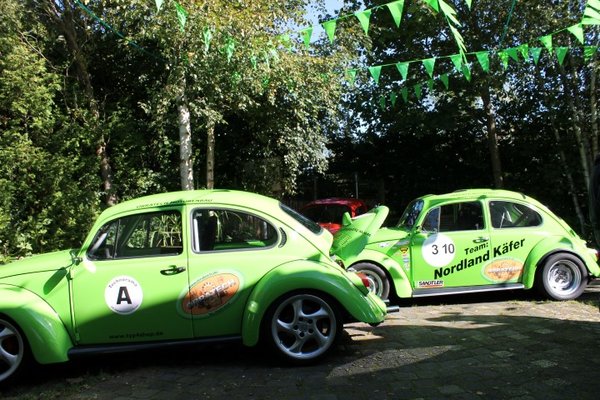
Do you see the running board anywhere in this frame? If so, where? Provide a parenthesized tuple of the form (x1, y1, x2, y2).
(412, 283, 525, 298)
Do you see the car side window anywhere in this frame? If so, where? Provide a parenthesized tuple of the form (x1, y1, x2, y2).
(490, 201, 543, 228)
(423, 201, 484, 232)
(191, 209, 277, 252)
(88, 210, 183, 260)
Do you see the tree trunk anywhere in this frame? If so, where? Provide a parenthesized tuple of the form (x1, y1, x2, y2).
(177, 91, 194, 191)
(590, 57, 599, 163)
(206, 119, 216, 189)
(480, 82, 504, 188)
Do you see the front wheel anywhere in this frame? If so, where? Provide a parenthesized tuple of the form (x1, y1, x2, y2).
(0, 317, 28, 385)
(265, 293, 341, 364)
(352, 262, 390, 300)
(538, 253, 588, 300)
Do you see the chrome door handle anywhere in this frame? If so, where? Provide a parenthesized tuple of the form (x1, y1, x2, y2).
(160, 266, 186, 275)
(473, 237, 489, 243)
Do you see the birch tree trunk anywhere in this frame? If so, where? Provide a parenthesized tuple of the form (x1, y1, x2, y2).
(206, 119, 216, 189)
(480, 82, 504, 188)
(177, 86, 194, 191)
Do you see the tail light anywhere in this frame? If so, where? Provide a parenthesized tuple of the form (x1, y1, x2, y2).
(355, 272, 371, 289)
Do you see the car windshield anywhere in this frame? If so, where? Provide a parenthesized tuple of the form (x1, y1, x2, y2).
(397, 199, 424, 230)
(302, 204, 352, 225)
(280, 203, 323, 234)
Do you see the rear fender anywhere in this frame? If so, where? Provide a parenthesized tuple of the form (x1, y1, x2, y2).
(351, 248, 413, 298)
(241, 260, 386, 347)
(0, 285, 73, 364)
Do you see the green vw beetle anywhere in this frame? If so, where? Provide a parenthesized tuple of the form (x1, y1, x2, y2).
(0, 190, 388, 384)
(340, 189, 600, 302)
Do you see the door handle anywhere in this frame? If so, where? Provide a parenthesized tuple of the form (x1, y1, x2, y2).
(473, 237, 489, 243)
(160, 266, 186, 275)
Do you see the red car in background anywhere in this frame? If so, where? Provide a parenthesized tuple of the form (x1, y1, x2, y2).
(301, 198, 369, 234)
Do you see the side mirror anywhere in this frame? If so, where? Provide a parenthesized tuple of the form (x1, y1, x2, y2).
(341, 212, 352, 227)
(69, 249, 82, 265)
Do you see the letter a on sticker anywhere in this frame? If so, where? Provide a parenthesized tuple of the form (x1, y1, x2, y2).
(117, 286, 132, 304)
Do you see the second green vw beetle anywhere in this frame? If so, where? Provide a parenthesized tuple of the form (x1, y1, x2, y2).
(0, 190, 389, 385)
(339, 189, 600, 301)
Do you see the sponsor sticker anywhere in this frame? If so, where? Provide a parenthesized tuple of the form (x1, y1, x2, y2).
(180, 272, 241, 316)
(105, 276, 143, 315)
(483, 259, 524, 282)
(417, 280, 444, 288)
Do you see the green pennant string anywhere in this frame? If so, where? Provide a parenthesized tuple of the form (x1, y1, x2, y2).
(440, 74, 449, 89)
(203, 28, 212, 54)
(584, 1, 600, 24)
(567, 24, 584, 44)
(506, 47, 519, 62)
(355, 10, 372, 35)
(422, 57, 436, 78)
(427, 79, 434, 91)
(174, 1, 188, 32)
(250, 54, 258, 69)
(224, 38, 236, 63)
(322, 20, 337, 44)
(585, 46, 598, 61)
(155, 0, 163, 12)
(379, 95, 386, 110)
(498, 51, 510, 69)
(475, 51, 489, 72)
(414, 84, 423, 100)
(279, 34, 292, 51)
(386, 0, 405, 28)
(425, 0, 440, 12)
(539, 34, 553, 53)
(556, 47, 568, 65)
(369, 66, 383, 84)
(390, 92, 398, 107)
(401, 87, 409, 103)
(450, 54, 462, 72)
(300, 27, 313, 50)
(346, 68, 358, 85)
(530, 47, 542, 65)
(518, 44, 529, 60)
(462, 64, 471, 81)
(465, 0, 472, 9)
(396, 62, 409, 80)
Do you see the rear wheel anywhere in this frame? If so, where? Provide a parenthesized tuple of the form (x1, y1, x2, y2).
(0, 317, 28, 385)
(538, 253, 588, 300)
(265, 293, 341, 364)
(352, 262, 390, 300)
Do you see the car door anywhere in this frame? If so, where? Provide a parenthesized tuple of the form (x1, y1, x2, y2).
(410, 200, 492, 289)
(184, 207, 292, 338)
(72, 208, 193, 344)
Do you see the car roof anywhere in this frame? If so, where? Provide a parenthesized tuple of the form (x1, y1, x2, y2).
(420, 189, 542, 208)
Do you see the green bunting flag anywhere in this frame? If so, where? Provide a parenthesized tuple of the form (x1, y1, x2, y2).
(567, 24, 584, 44)
(498, 51, 509, 69)
(203, 28, 212, 53)
(556, 47, 568, 65)
(155, 0, 163, 12)
(279, 34, 292, 51)
(506, 47, 519, 62)
(322, 20, 337, 43)
(346, 68, 358, 85)
(475, 51, 490, 72)
(174, 2, 188, 32)
(390, 92, 398, 107)
(369, 66, 383, 84)
(300, 27, 313, 49)
(426, 0, 440, 12)
(530, 47, 542, 65)
(440, 74, 449, 89)
(465, 0, 472, 9)
(355, 10, 372, 35)
(583, 0, 600, 25)
(422, 57, 436, 78)
(414, 84, 423, 99)
(379, 95, 386, 110)
(386, 0, 405, 28)
(428, 79, 434, 91)
(585, 45, 598, 61)
(250, 54, 258, 69)
(396, 62, 409, 80)
(401, 87, 409, 103)
(539, 34, 553, 53)
(450, 54, 462, 72)
(518, 44, 530, 60)
(462, 64, 471, 81)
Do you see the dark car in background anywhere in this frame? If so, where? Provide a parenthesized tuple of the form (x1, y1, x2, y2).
(301, 198, 369, 234)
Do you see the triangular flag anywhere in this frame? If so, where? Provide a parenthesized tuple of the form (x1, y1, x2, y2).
(414, 84, 422, 99)
(203, 28, 212, 54)
(386, 0, 405, 28)
(556, 47, 568, 65)
(390, 92, 398, 107)
(584, 2, 600, 24)
(462, 64, 471, 81)
(506, 47, 520, 62)
(425, 0, 440, 12)
(355, 10, 372, 35)
(396, 62, 409, 80)
(345, 69, 358, 85)
(422, 58, 436, 78)
(475, 51, 489, 72)
(465, 0, 472, 9)
(369, 66, 383, 84)
(498, 51, 510, 69)
(530, 47, 542, 65)
(427, 79, 434, 91)
(300, 27, 313, 50)
(155, 0, 163, 12)
(224, 38, 235, 63)
(567, 24, 584, 44)
(539, 34, 553, 53)
(401, 87, 409, 103)
(379, 95, 386, 110)
(450, 54, 462, 72)
(518, 44, 529, 60)
(322, 20, 337, 43)
(440, 74, 449, 89)
(585, 46, 598, 61)
(174, 2, 188, 32)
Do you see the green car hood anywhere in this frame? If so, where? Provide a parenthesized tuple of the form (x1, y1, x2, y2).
(331, 206, 389, 260)
(0, 250, 74, 280)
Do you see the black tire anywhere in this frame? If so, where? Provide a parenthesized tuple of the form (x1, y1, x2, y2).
(352, 262, 390, 300)
(0, 317, 29, 385)
(537, 253, 588, 300)
(263, 292, 341, 365)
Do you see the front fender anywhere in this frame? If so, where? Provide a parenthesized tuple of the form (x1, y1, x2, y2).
(0, 284, 73, 364)
(241, 260, 386, 347)
(351, 248, 413, 298)
(522, 236, 600, 288)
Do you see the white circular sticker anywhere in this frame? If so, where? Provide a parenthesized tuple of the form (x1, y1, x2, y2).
(105, 276, 143, 315)
(422, 233, 456, 267)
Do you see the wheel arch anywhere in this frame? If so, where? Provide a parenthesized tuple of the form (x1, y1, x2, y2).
(350, 249, 413, 299)
(0, 285, 73, 365)
(240, 261, 386, 347)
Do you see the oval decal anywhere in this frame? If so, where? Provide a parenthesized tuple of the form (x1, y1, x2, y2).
(181, 273, 240, 316)
(483, 259, 524, 282)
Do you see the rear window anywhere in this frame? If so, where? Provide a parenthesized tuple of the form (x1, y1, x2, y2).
(280, 204, 323, 234)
